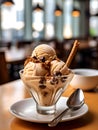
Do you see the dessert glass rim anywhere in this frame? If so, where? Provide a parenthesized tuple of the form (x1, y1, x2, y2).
(19, 69, 74, 78)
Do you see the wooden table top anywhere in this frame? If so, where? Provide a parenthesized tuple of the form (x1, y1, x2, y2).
(0, 79, 98, 130)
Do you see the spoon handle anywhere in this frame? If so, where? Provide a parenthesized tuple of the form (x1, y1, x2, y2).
(48, 108, 70, 127)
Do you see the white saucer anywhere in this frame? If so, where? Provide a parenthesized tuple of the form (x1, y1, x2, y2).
(9, 97, 88, 123)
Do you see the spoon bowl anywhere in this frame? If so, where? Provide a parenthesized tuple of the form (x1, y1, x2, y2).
(67, 88, 84, 110)
(48, 88, 84, 127)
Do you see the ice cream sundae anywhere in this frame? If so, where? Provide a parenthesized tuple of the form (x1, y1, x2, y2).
(20, 41, 79, 114)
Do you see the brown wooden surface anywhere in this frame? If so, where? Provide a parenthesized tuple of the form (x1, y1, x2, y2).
(0, 51, 9, 84)
(0, 79, 98, 130)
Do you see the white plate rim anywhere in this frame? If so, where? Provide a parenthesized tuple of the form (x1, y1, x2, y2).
(9, 97, 88, 123)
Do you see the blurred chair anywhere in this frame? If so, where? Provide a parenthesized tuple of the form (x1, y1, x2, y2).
(7, 41, 12, 50)
(78, 43, 98, 69)
(0, 50, 9, 85)
(16, 40, 32, 49)
(89, 44, 98, 69)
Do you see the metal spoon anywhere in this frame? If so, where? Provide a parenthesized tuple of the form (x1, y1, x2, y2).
(48, 88, 84, 127)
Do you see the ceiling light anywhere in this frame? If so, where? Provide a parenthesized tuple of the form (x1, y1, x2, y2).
(54, 4, 63, 16)
(71, 7, 81, 17)
(0, 0, 14, 6)
(33, 3, 44, 12)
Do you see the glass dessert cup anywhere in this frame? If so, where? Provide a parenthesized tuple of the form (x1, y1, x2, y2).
(19, 70, 74, 115)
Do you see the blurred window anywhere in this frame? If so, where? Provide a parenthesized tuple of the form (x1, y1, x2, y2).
(32, 0, 44, 40)
(1, 0, 24, 42)
(1, 0, 98, 42)
(63, 0, 73, 39)
(89, 16, 98, 37)
(90, 0, 98, 15)
(89, 0, 98, 37)
(44, 0, 55, 39)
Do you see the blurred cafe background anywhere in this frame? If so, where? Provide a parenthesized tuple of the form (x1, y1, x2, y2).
(0, 0, 98, 84)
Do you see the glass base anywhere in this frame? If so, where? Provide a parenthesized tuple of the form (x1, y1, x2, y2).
(36, 104, 56, 115)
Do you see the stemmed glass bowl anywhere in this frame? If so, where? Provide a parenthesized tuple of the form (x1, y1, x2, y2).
(19, 69, 74, 115)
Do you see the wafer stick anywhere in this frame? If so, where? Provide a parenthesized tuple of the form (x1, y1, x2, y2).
(65, 40, 80, 67)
